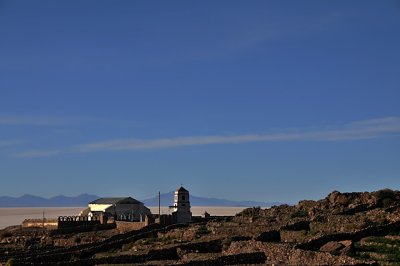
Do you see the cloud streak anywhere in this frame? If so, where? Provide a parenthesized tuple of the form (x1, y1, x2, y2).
(73, 116, 400, 152)
(0, 115, 142, 128)
(0, 140, 23, 148)
(0, 115, 84, 126)
(14, 150, 62, 158)
(13, 116, 400, 158)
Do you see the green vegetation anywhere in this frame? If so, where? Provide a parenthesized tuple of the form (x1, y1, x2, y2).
(307, 228, 319, 236)
(382, 198, 394, 208)
(196, 225, 210, 236)
(69, 254, 82, 262)
(375, 189, 396, 200)
(374, 189, 396, 208)
(290, 210, 308, 218)
(157, 235, 184, 245)
(352, 252, 371, 260)
(352, 237, 400, 262)
(222, 238, 232, 251)
(6, 258, 15, 266)
(138, 238, 156, 245)
(121, 242, 134, 252)
(365, 237, 400, 246)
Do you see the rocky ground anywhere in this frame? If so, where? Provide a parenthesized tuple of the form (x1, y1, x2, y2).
(1, 188, 400, 265)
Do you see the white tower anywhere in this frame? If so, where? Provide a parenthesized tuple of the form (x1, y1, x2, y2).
(172, 186, 192, 223)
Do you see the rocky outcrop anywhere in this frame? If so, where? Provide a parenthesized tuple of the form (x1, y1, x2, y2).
(319, 241, 345, 253)
(224, 240, 364, 265)
(296, 220, 400, 251)
(325, 189, 400, 211)
(294, 189, 400, 217)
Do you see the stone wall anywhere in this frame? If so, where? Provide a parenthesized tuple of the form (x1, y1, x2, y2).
(8, 238, 262, 266)
(3, 223, 186, 264)
(51, 223, 116, 235)
(155, 214, 174, 225)
(115, 215, 155, 233)
(297, 220, 400, 251)
(181, 252, 267, 266)
(57, 216, 100, 229)
(22, 219, 58, 229)
(115, 221, 147, 233)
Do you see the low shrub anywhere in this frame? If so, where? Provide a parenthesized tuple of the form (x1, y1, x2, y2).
(353, 237, 400, 262)
(375, 189, 397, 208)
(291, 210, 308, 218)
(0, 231, 13, 238)
(6, 258, 15, 266)
(196, 225, 210, 236)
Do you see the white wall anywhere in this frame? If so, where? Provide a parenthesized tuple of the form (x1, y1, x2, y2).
(89, 202, 151, 221)
(88, 204, 112, 212)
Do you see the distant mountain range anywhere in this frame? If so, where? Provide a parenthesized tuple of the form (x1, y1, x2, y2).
(141, 191, 282, 207)
(0, 194, 99, 207)
(0, 192, 283, 207)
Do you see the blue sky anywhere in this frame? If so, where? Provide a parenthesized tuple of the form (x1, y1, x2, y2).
(0, 1, 399, 203)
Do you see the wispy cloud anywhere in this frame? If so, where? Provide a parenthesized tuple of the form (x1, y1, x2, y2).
(73, 116, 400, 152)
(0, 115, 142, 128)
(13, 116, 400, 158)
(14, 150, 62, 158)
(0, 140, 23, 148)
(0, 115, 83, 126)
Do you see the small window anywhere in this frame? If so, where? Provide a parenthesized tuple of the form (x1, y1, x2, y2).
(182, 203, 186, 206)
(182, 196, 185, 201)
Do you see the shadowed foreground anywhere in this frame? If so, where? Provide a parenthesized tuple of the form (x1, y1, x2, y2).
(1, 189, 400, 265)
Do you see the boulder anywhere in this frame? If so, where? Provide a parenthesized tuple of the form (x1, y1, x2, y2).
(340, 244, 354, 255)
(327, 191, 341, 204)
(338, 240, 352, 247)
(339, 240, 354, 255)
(319, 241, 344, 253)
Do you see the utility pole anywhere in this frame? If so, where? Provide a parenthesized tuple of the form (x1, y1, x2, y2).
(42, 210, 45, 228)
(158, 191, 161, 218)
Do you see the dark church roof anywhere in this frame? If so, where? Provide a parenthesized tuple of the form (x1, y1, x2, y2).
(89, 197, 140, 205)
(177, 186, 188, 192)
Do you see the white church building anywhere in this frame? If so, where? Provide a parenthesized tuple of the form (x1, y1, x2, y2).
(83, 197, 151, 222)
(171, 186, 192, 223)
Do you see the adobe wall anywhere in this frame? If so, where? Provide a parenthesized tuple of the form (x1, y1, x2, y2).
(57, 216, 101, 229)
(116, 215, 155, 233)
(22, 219, 58, 229)
(51, 223, 116, 235)
(115, 221, 147, 233)
(155, 214, 174, 225)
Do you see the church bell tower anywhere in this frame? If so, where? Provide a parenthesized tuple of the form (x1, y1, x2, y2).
(171, 186, 192, 223)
